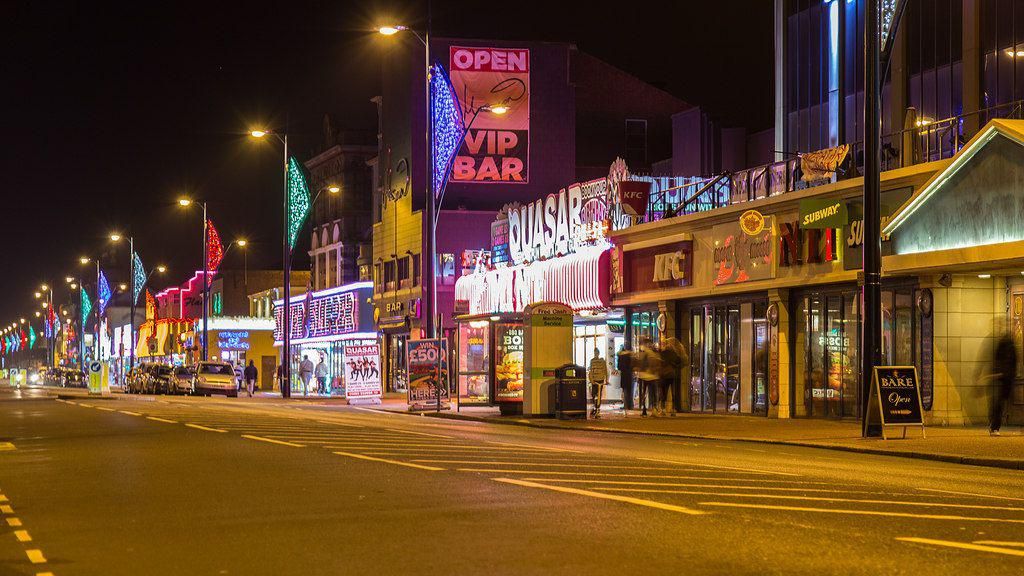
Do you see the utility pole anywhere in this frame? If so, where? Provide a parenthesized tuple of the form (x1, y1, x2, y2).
(862, 0, 883, 438)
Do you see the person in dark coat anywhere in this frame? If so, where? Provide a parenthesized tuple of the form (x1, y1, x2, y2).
(991, 332, 1017, 436)
(244, 360, 258, 397)
(616, 347, 634, 410)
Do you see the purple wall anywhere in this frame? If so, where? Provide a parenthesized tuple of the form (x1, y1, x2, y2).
(434, 209, 495, 327)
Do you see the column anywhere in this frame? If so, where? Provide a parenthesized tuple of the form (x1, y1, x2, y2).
(768, 288, 792, 419)
(774, 0, 788, 161)
(963, 0, 982, 137)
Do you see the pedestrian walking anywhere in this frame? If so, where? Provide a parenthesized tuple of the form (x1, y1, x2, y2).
(243, 360, 258, 398)
(315, 357, 329, 394)
(616, 346, 634, 411)
(660, 337, 688, 415)
(635, 336, 662, 417)
(588, 347, 608, 418)
(276, 363, 285, 395)
(990, 331, 1017, 436)
(299, 355, 314, 397)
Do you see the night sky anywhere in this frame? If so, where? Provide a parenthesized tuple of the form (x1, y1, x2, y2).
(2, 0, 772, 322)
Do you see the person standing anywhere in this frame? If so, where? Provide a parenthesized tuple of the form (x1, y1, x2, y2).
(276, 363, 285, 396)
(243, 360, 258, 397)
(299, 355, 314, 397)
(315, 357, 329, 395)
(991, 331, 1017, 436)
(588, 347, 608, 418)
(616, 347, 634, 411)
(660, 337, 687, 416)
(635, 336, 662, 417)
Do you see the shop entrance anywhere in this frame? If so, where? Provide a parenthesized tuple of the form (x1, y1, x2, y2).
(688, 300, 768, 415)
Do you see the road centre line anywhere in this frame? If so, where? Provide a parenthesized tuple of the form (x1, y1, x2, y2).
(973, 540, 1024, 547)
(77, 403, 93, 408)
(638, 457, 799, 477)
(332, 451, 445, 471)
(700, 502, 1024, 524)
(25, 549, 46, 564)
(14, 529, 31, 542)
(185, 423, 228, 433)
(318, 444, 557, 451)
(240, 435, 305, 448)
(399, 462, 826, 477)
(0, 505, 12, 514)
(918, 488, 1024, 502)
(6, 517, 22, 526)
(95, 407, 116, 412)
(897, 537, 1024, 557)
(452, 469, 906, 484)
(0, 442, 15, 451)
(522, 480, 863, 490)
(118, 410, 143, 416)
(493, 478, 705, 515)
(146, 417, 178, 424)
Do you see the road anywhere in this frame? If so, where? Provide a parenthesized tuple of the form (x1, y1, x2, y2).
(0, 387, 1022, 575)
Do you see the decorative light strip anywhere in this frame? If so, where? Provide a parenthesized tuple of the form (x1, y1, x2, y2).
(274, 331, 379, 347)
(98, 270, 112, 317)
(81, 286, 93, 327)
(430, 62, 465, 199)
(199, 316, 276, 331)
(273, 284, 373, 342)
(132, 251, 146, 305)
(206, 219, 225, 272)
(286, 156, 311, 250)
(455, 245, 611, 314)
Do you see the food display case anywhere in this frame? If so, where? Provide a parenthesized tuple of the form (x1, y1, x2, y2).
(454, 313, 524, 414)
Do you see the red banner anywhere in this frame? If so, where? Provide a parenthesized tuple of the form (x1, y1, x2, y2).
(618, 180, 651, 216)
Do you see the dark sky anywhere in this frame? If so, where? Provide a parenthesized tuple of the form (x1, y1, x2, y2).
(2, 0, 772, 322)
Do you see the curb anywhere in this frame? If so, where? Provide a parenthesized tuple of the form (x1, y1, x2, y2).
(373, 408, 1024, 471)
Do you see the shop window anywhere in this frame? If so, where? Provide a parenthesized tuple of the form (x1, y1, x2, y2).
(359, 264, 370, 282)
(625, 119, 648, 165)
(383, 260, 396, 292)
(412, 253, 421, 287)
(398, 256, 411, 289)
(438, 253, 456, 286)
(374, 263, 382, 293)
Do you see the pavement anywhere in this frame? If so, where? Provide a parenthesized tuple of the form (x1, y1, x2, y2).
(0, 386, 1022, 575)
(375, 402, 1024, 471)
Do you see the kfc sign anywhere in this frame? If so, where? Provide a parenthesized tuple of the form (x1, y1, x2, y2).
(618, 181, 651, 216)
(450, 47, 530, 184)
(617, 241, 693, 293)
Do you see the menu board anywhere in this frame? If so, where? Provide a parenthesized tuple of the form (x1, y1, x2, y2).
(494, 323, 524, 403)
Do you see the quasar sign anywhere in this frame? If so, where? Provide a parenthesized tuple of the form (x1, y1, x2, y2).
(449, 46, 530, 183)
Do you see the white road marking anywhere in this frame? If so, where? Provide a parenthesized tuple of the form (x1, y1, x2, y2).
(493, 478, 705, 515)
(638, 457, 799, 476)
(332, 451, 445, 471)
(701, 502, 1024, 524)
(241, 435, 305, 448)
(973, 540, 1024, 548)
(918, 488, 1024, 502)
(898, 537, 1024, 557)
(184, 423, 227, 433)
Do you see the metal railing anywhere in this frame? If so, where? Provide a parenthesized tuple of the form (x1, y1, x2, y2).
(615, 100, 1024, 229)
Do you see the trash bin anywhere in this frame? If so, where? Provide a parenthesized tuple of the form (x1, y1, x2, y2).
(554, 364, 587, 420)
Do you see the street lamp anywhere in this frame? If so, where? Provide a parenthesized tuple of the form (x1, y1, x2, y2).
(248, 127, 293, 398)
(178, 196, 210, 362)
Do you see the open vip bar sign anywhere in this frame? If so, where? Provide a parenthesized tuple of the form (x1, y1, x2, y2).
(449, 46, 530, 183)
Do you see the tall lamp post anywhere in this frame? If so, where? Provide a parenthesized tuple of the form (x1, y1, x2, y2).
(248, 129, 293, 398)
(177, 198, 210, 361)
(34, 284, 53, 367)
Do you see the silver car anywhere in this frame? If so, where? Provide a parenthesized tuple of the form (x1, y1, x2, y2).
(191, 362, 238, 397)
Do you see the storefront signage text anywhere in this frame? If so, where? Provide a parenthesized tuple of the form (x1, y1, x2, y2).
(217, 331, 250, 351)
(740, 210, 765, 236)
(274, 283, 375, 343)
(798, 198, 848, 229)
(779, 222, 837, 266)
(870, 366, 925, 428)
(711, 220, 775, 285)
(506, 179, 608, 265)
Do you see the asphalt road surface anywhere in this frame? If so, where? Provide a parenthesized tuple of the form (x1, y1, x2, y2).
(1, 387, 1022, 576)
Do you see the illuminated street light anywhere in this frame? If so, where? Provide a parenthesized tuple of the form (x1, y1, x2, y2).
(328, 185, 340, 194)
(19, 318, 25, 323)
(40, 302, 48, 309)
(34, 311, 41, 318)
(489, 104, 509, 115)
(70, 283, 78, 289)
(378, 25, 407, 35)
(157, 265, 167, 273)
(79, 256, 90, 265)
(118, 283, 127, 292)
(178, 198, 193, 207)
(34, 292, 41, 299)
(110, 233, 122, 242)
(249, 130, 266, 138)
(236, 239, 247, 247)
(65, 276, 74, 283)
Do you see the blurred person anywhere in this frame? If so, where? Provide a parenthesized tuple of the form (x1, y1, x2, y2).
(616, 346, 634, 410)
(299, 355, 314, 396)
(990, 330, 1017, 436)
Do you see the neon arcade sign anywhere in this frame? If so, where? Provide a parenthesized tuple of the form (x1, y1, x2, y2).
(273, 282, 375, 345)
(217, 331, 251, 351)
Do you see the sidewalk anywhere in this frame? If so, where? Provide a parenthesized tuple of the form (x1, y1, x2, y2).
(376, 403, 1024, 471)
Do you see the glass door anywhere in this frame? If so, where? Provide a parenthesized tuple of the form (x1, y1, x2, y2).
(752, 301, 769, 415)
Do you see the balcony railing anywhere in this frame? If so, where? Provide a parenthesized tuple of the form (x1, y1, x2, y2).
(613, 100, 1024, 229)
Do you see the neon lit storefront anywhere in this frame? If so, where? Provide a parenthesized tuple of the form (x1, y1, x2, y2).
(453, 178, 625, 411)
(274, 282, 377, 396)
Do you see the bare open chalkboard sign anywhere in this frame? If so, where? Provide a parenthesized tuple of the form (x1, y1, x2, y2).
(868, 366, 926, 439)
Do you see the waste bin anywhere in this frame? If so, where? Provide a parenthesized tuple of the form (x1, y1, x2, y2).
(554, 363, 587, 420)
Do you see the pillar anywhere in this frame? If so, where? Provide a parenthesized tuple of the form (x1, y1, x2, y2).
(963, 0, 982, 137)
(768, 288, 792, 419)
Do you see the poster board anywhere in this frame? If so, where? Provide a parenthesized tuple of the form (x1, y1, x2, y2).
(344, 344, 382, 405)
(867, 366, 925, 439)
(407, 338, 450, 411)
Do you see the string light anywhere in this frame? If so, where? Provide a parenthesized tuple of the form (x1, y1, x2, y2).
(206, 219, 224, 272)
(430, 63, 465, 199)
(286, 156, 311, 250)
(98, 270, 112, 316)
(81, 286, 92, 327)
(132, 252, 146, 305)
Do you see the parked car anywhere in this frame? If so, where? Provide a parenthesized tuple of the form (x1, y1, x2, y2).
(170, 366, 194, 395)
(146, 364, 174, 395)
(125, 365, 147, 394)
(192, 361, 237, 397)
(43, 367, 63, 386)
(62, 368, 86, 388)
